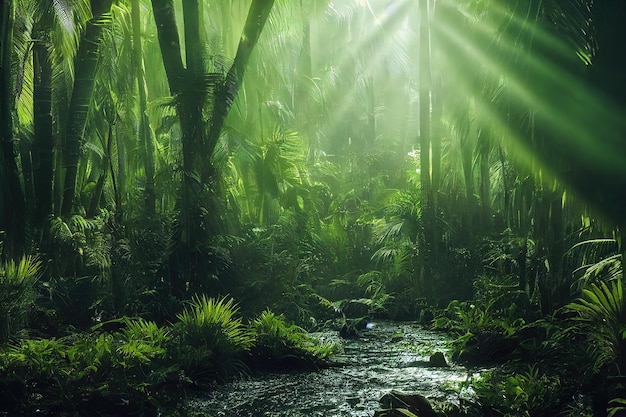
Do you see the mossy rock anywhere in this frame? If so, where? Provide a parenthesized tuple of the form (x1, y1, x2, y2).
(419, 309, 434, 325)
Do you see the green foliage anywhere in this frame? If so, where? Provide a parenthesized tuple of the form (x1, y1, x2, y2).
(472, 366, 561, 417)
(251, 309, 340, 367)
(0, 255, 41, 341)
(434, 299, 524, 363)
(608, 396, 626, 417)
(0, 308, 342, 415)
(172, 295, 254, 380)
(562, 280, 626, 374)
(108, 214, 175, 318)
(116, 318, 170, 367)
(565, 238, 621, 292)
(48, 214, 111, 278)
(45, 214, 112, 328)
(0, 319, 178, 416)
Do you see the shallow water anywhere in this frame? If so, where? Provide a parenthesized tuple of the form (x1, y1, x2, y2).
(191, 321, 476, 416)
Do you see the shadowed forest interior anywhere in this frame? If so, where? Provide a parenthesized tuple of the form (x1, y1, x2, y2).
(1, 0, 626, 416)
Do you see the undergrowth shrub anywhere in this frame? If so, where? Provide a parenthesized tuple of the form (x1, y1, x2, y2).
(0, 256, 41, 341)
(0, 296, 340, 415)
(434, 299, 523, 363)
(0, 320, 178, 416)
(172, 295, 254, 381)
(250, 309, 340, 369)
(471, 366, 561, 417)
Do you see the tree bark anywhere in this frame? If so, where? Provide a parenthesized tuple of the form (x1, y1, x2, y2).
(0, 0, 27, 260)
(477, 130, 491, 232)
(131, 0, 156, 215)
(207, 0, 275, 156)
(418, 0, 435, 299)
(61, 0, 114, 217)
(32, 26, 54, 228)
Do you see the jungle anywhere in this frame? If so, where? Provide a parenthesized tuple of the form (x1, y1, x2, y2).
(1, 0, 626, 416)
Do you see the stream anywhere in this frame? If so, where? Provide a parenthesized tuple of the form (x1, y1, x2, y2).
(190, 321, 481, 416)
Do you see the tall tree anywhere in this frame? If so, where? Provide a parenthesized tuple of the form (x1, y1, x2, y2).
(60, 0, 114, 217)
(418, 0, 435, 298)
(31, 18, 54, 230)
(151, 0, 275, 292)
(0, 0, 27, 260)
(131, 0, 156, 215)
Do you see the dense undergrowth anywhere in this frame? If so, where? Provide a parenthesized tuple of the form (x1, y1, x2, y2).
(0, 294, 339, 416)
(1, 220, 625, 416)
(433, 277, 626, 417)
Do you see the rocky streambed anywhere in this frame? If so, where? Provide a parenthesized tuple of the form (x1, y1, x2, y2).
(189, 321, 483, 416)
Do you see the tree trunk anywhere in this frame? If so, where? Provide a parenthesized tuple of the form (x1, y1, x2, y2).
(0, 0, 27, 261)
(206, 0, 276, 156)
(459, 109, 474, 242)
(477, 130, 491, 232)
(32, 28, 54, 229)
(60, 0, 114, 217)
(151, 0, 275, 294)
(114, 123, 125, 217)
(418, 0, 435, 299)
(87, 123, 112, 217)
(131, 0, 156, 215)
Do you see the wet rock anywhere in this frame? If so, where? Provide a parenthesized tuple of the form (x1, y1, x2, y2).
(400, 359, 429, 368)
(374, 408, 417, 417)
(429, 351, 448, 367)
(376, 391, 437, 417)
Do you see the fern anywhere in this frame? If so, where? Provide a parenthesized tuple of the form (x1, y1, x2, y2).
(0, 256, 42, 341)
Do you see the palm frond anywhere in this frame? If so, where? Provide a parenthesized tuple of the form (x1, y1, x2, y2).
(565, 239, 621, 291)
(563, 280, 626, 372)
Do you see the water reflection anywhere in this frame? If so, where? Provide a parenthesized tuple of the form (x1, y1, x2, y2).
(191, 321, 483, 416)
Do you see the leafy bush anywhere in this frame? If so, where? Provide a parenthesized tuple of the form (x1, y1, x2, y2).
(172, 295, 254, 381)
(472, 366, 561, 417)
(562, 280, 626, 374)
(250, 309, 340, 369)
(0, 317, 180, 415)
(0, 299, 341, 414)
(0, 256, 41, 341)
(434, 300, 523, 363)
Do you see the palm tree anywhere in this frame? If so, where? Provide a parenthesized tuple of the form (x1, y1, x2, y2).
(61, 0, 114, 217)
(0, 0, 27, 260)
(29, 0, 91, 224)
